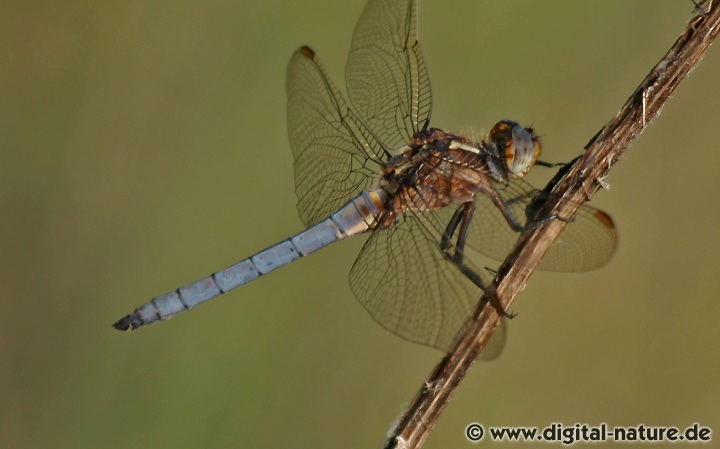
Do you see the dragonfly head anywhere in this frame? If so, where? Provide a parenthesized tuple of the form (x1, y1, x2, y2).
(488, 120, 542, 177)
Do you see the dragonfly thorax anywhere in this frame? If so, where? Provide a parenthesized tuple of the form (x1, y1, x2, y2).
(377, 122, 542, 219)
(378, 129, 500, 216)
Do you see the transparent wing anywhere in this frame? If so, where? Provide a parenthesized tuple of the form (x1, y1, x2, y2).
(467, 176, 617, 272)
(349, 194, 495, 352)
(346, 175, 613, 352)
(346, 0, 431, 152)
(479, 317, 506, 361)
(287, 47, 388, 227)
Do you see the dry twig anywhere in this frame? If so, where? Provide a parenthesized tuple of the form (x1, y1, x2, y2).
(385, 3, 720, 448)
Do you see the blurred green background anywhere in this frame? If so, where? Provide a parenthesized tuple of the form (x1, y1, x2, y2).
(2, 1, 719, 448)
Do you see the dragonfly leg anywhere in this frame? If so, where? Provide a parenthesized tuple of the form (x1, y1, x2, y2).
(525, 155, 582, 221)
(534, 160, 565, 168)
(535, 154, 583, 170)
(440, 204, 465, 255)
(440, 201, 474, 265)
(439, 202, 481, 276)
(488, 188, 572, 232)
(440, 202, 515, 320)
(488, 290, 516, 319)
(452, 268, 513, 319)
(439, 201, 518, 319)
(486, 189, 529, 232)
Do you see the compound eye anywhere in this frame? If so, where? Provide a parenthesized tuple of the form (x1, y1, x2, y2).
(506, 125, 539, 176)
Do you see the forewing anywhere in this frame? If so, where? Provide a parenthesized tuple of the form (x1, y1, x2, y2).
(346, 0, 431, 152)
(287, 47, 387, 227)
(468, 177, 617, 272)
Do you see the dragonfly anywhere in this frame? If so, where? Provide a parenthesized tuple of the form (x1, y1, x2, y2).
(113, 0, 616, 351)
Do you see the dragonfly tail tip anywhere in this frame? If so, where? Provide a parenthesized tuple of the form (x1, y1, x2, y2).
(112, 314, 142, 331)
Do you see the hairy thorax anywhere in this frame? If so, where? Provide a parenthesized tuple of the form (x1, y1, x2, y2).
(379, 129, 503, 223)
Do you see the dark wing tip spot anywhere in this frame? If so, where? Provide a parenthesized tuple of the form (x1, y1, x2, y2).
(593, 210, 615, 230)
(299, 46, 315, 59)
